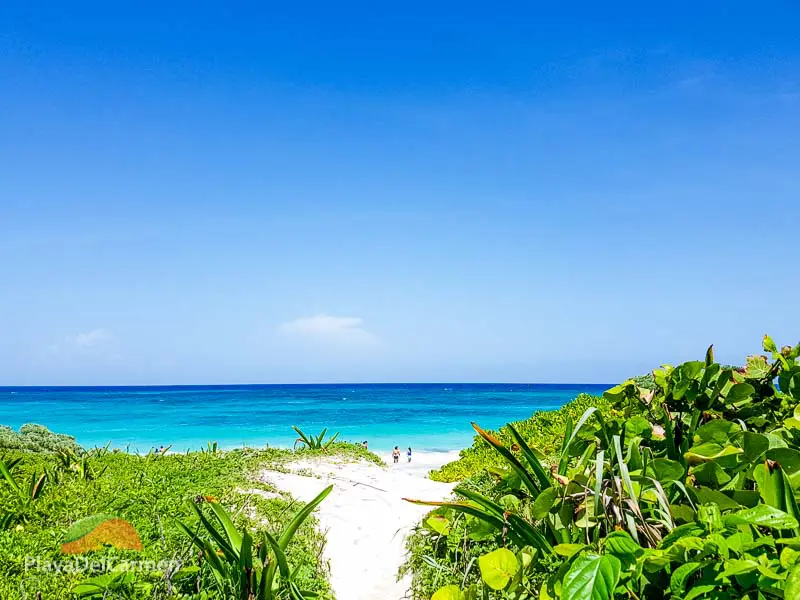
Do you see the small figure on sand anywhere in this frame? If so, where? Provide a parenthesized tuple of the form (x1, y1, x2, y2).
(407, 447, 412, 463)
(392, 446, 400, 463)
(362, 440, 368, 450)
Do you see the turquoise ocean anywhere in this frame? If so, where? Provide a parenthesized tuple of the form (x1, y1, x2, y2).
(0, 384, 609, 453)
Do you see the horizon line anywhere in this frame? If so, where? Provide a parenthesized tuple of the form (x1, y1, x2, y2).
(0, 381, 615, 389)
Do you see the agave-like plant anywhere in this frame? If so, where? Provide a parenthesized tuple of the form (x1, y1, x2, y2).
(292, 426, 339, 451)
(55, 447, 108, 481)
(0, 456, 48, 530)
(178, 485, 332, 599)
(0, 457, 47, 505)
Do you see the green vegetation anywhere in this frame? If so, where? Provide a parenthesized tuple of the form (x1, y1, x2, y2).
(301, 440, 385, 467)
(0, 423, 81, 453)
(0, 437, 375, 599)
(407, 335, 800, 600)
(292, 426, 340, 451)
(178, 485, 332, 600)
(430, 393, 612, 483)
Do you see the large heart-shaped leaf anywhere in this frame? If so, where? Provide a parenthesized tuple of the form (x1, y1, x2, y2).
(727, 382, 756, 402)
(646, 458, 685, 483)
(478, 548, 519, 590)
(431, 585, 463, 600)
(562, 553, 621, 600)
(426, 515, 451, 536)
(693, 420, 741, 445)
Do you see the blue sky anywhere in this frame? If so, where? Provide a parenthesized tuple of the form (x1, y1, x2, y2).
(1, 2, 798, 385)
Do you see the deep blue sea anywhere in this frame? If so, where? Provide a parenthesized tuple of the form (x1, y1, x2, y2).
(0, 384, 609, 453)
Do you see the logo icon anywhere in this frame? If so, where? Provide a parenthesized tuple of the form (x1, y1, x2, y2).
(61, 514, 142, 555)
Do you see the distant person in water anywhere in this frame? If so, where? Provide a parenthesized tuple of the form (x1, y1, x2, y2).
(407, 447, 412, 463)
(392, 446, 400, 463)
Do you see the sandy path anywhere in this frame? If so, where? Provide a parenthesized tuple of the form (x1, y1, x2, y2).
(261, 452, 456, 600)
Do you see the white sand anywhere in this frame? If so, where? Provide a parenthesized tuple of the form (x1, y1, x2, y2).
(261, 451, 458, 600)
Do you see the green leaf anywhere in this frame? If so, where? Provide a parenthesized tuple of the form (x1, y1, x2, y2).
(625, 416, 652, 441)
(264, 531, 290, 579)
(754, 461, 800, 536)
(472, 423, 541, 497)
(691, 486, 742, 511)
(682, 361, 705, 380)
(646, 458, 685, 483)
(562, 553, 621, 600)
(697, 503, 723, 532)
(782, 547, 800, 569)
(431, 585, 463, 600)
(660, 523, 705, 549)
(206, 500, 243, 552)
(532, 487, 558, 520)
(684, 443, 742, 466)
(706, 344, 715, 367)
(745, 355, 771, 379)
(0, 461, 21, 495)
(684, 585, 717, 600)
(558, 408, 600, 477)
(717, 559, 758, 580)
(465, 515, 495, 542)
(690, 462, 732, 488)
(693, 420, 741, 445)
(670, 561, 704, 595)
(766, 448, 800, 484)
(785, 564, 800, 600)
(724, 505, 798, 529)
(727, 382, 756, 402)
(554, 543, 587, 558)
(604, 531, 641, 570)
(478, 548, 519, 591)
(764, 335, 778, 354)
(742, 432, 771, 462)
(427, 515, 451, 536)
(278, 484, 332, 550)
(507, 423, 552, 493)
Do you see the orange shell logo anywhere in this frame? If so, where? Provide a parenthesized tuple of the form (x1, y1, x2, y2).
(61, 514, 142, 554)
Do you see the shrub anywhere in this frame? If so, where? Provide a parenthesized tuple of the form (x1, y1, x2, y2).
(0, 423, 81, 454)
(430, 393, 611, 483)
(410, 335, 800, 600)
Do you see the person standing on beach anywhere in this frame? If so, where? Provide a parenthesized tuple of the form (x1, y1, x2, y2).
(362, 440, 368, 450)
(392, 446, 400, 463)
(407, 447, 412, 463)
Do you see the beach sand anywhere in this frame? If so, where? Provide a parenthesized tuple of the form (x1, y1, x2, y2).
(261, 450, 458, 600)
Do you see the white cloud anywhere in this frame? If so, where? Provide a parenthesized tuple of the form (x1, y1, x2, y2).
(278, 314, 378, 347)
(74, 329, 112, 347)
(46, 329, 113, 357)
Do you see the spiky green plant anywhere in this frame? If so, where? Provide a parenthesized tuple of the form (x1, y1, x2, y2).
(178, 485, 333, 599)
(291, 426, 339, 451)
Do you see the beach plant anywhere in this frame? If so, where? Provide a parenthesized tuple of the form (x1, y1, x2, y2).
(1, 445, 333, 600)
(201, 441, 220, 454)
(291, 426, 340, 452)
(429, 393, 610, 483)
(0, 455, 48, 529)
(0, 423, 82, 453)
(408, 335, 800, 600)
(54, 446, 109, 481)
(178, 485, 333, 599)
